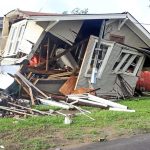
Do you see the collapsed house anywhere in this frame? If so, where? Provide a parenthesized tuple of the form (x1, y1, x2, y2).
(0, 9, 150, 105)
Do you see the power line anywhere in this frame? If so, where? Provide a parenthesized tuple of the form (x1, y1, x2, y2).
(136, 22, 150, 26)
(38, 0, 48, 12)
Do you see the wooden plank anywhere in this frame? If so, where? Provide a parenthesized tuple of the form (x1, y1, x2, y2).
(68, 93, 128, 109)
(75, 36, 97, 89)
(47, 72, 72, 79)
(87, 94, 127, 109)
(46, 38, 50, 71)
(8, 102, 54, 115)
(133, 56, 145, 76)
(38, 98, 72, 109)
(16, 72, 48, 98)
(0, 106, 35, 116)
(28, 68, 65, 75)
(15, 77, 35, 105)
(109, 107, 135, 112)
(114, 53, 130, 72)
(29, 87, 35, 105)
(67, 96, 108, 108)
(122, 55, 137, 72)
(49, 44, 56, 59)
(15, 77, 30, 96)
(33, 79, 39, 85)
(27, 30, 46, 60)
(72, 87, 95, 95)
(27, 72, 32, 79)
(37, 39, 88, 68)
(59, 76, 77, 95)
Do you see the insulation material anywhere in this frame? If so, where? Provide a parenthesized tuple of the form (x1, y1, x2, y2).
(0, 58, 20, 65)
(0, 73, 14, 89)
(0, 65, 20, 75)
(0, 56, 27, 65)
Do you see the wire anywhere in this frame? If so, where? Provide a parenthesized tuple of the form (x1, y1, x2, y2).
(38, 0, 48, 12)
(135, 22, 150, 26)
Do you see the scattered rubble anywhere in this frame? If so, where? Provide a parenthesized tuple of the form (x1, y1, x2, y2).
(1, 9, 150, 122)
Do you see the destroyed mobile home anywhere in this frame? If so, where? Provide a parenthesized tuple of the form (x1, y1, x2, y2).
(0, 9, 150, 119)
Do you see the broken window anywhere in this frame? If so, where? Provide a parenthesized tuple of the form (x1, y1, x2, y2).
(14, 24, 26, 54)
(86, 44, 108, 75)
(85, 40, 114, 78)
(3, 20, 27, 57)
(113, 49, 144, 76)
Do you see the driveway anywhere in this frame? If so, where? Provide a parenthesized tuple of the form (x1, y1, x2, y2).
(67, 134, 150, 150)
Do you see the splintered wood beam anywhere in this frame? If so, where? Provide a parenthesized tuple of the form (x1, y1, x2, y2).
(29, 87, 35, 105)
(15, 77, 35, 105)
(27, 72, 33, 79)
(114, 54, 130, 72)
(33, 79, 39, 85)
(16, 72, 48, 98)
(118, 18, 128, 30)
(50, 44, 56, 59)
(0, 106, 35, 116)
(37, 39, 88, 68)
(47, 72, 73, 79)
(109, 107, 135, 112)
(46, 38, 50, 71)
(59, 76, 77, 95)
(28, 68, 65, 75)
(15, 77, 30, 96)
(38, 98, 72, 109)
(8, 102, 54, 115)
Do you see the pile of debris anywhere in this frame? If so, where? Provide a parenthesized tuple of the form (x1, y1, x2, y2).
(0, 89, 135, 122)
(1, 9, 150, 121)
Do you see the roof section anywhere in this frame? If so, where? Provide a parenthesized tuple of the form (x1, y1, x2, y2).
(5, 9, 58, 18)
(28, 12, 150, 47)
(4, 9, 150, 47)
(19, 10, 58, 16)
(28, 12, 128, 21)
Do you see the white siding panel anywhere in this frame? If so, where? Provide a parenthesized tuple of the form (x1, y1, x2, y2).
(49, 20, 83, 45)
(104, 21, 148, 49)
(19, 21, 44, 54)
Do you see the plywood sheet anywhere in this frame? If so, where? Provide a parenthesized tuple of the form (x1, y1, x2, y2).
(72, 87, 95, 95)
(59, 76, 77, 95)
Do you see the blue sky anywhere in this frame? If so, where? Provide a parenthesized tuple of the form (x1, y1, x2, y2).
(0, 0, 150, 31)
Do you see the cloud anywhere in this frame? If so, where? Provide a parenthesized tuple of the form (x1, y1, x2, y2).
(0, 0, 149, 31)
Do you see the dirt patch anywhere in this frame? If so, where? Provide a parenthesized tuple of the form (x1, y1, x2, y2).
(1, 125, 150, 150)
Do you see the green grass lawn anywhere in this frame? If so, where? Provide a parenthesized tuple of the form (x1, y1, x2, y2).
(0, 97, 150, 150)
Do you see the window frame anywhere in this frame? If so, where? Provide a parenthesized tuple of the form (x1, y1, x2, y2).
(3, 20, 27, 57)
(112, 49, 145, 76)
(84, 39, 114, 79)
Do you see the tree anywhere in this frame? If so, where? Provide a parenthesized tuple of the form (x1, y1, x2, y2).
(71, 8, 88, 14)
(62, 8, 88, 14)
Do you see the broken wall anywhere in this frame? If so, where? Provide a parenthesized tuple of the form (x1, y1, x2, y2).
(75, 36, 145, 97)
(104, 20, 148, 49)
(49, 20, 83, 45)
